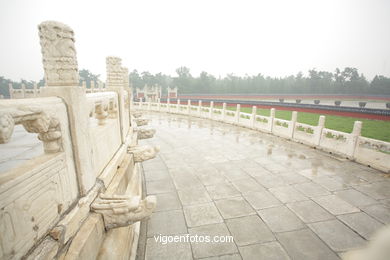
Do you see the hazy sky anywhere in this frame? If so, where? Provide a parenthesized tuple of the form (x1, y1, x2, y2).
(0, 0, 389, 81)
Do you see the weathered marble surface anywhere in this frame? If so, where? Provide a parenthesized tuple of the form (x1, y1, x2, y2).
(140, 112, 390, 260)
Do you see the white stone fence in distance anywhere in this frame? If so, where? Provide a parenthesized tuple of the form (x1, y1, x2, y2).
(135, 99, 390, 173)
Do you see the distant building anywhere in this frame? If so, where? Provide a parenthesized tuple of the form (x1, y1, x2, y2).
(136, 84, 162, 102)
(167, 87, 178, 99)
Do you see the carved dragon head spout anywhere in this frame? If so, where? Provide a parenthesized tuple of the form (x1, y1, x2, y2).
(91, 194, 157, 229)
(38, 21, 79, 86)
(127, 145, 160, 162)
(135, 128, 156, 140)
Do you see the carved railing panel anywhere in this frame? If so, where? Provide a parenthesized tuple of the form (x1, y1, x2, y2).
(0, 97, 78, 259)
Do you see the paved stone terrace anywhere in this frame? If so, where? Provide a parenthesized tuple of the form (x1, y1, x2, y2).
(140, 112, 390, 260)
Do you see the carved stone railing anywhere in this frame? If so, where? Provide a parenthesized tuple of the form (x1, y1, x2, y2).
(135, 100, 390, 173)
(8, 83, 40, 99)
(0, 104, 62, 153)
(1, 20, 158, 260)
(0, 97, 79, 259)
(86, 92, 118, 125)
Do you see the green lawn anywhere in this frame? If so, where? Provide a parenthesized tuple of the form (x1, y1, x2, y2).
(216, 106, 390, 142)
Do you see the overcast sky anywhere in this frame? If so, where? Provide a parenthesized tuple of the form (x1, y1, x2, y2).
(0, 0, 389, 82)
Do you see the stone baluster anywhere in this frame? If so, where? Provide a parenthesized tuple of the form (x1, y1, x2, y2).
(187, 100, 191, 115)
(315, 115, 325, 146)
(122, 67, 130, 111)
(167, 98, 170, 112)
(33, 83, 38, 97)
(38, 21, 94, 195)
(209, 101, 214, 119)
(251, 106, 257, 128)
(198, 100, 202, 116)
(177, 99, 180, 113)
(95, 101, 108, 125)
(270, 108, 275, 133)
(21, 83, 26, 98)
(222, 102, 226, 121)
(235, 104, 241, 124)
(8, 83, 13, 99)
(350, 121, 363, 158)
(90, 81, 95, 93)
(106, 57, 127, 143)
(290, 111, 298, 138)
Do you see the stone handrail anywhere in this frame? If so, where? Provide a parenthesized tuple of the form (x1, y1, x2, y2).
(0, 97, 66, 153)
(0, 20, 157, 259)
(86, 92, 118, 125)
(135, 100, 390, 173)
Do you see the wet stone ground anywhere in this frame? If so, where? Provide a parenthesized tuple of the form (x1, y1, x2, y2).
(140, 112, 390, 260)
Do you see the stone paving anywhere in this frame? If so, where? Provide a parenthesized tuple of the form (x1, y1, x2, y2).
(140, 112, 390, 260)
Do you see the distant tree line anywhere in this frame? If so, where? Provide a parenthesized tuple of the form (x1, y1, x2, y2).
(2, 67, 390, 98)
(130, 67, 390, 95)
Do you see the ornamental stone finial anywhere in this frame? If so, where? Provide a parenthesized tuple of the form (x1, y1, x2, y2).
(122, 67, 129, 88)
(38, 21, 79, 86)
(106, 56, 123, 88)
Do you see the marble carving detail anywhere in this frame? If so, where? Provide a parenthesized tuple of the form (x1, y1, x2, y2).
(127, 145, 159, 162)
(134, 118, 149, 126)
(0, 107, 62, 153)
(91, 194, 156, 229)
(106, 57, 123, 88)
(135, 128, 156, 140)
(132, 111, 143, 118)
(38, 21, 79, 86)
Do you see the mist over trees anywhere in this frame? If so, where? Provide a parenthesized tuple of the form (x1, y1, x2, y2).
(2, 67, 390, 98)
(130, 67, 390, 95)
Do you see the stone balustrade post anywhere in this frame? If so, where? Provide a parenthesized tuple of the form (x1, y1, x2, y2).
(315, 115, 325, 146)
(82, 80, 86, 91)
(270, 108, 276, 133)
(251, 106, 257, 128)
(167, 98, 170, 112)
(157, 98, 161, 111)
(8, 83, 13, 99)
(106, 57, 129, 143)
(209, 101, 214, 119)
(147, 99, 151, 111)
(235, 104, 241, 124)
(21, 83, 26, 98)
(38, 21, 94, 195)
(187, 100, 191, 115)
(198, 100, 202, 116)
(290, 111, 298, 138)
(222, 102, 227, 121)
(350, 121, 362, 158)
(90, 81, 95, 93)
(33, 83, 38, 97)
(177, 99, 180, 113)
(122, 67, 132, 123)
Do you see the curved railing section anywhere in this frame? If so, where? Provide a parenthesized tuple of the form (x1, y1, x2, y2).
(134, 99, 390, 173)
